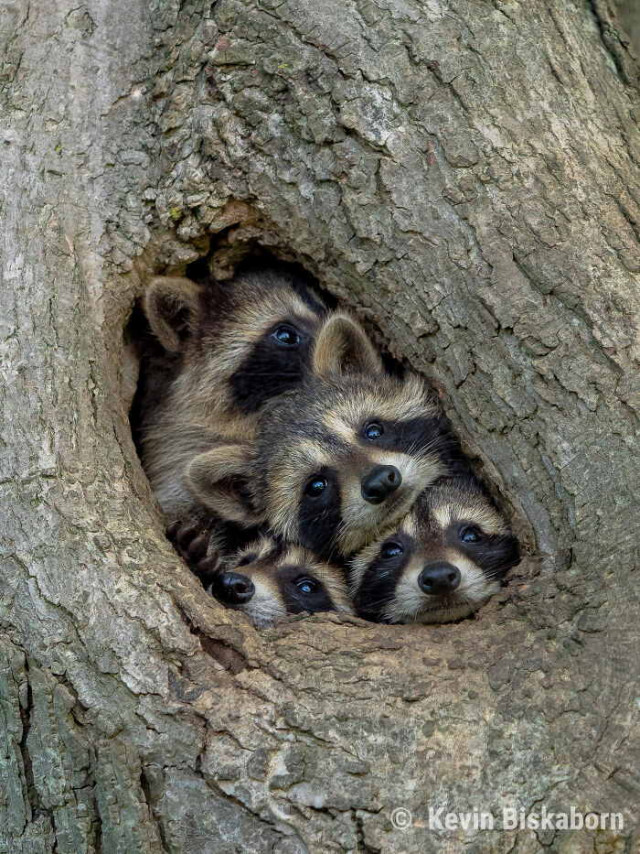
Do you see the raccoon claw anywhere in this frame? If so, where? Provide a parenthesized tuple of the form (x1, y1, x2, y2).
(166, 518, 199, 550)
(193, 554, 223, 589)
(166, 518, 222, 582)
(165, 519, 182, 542)
(191, 548, 222, 579)
(186, 532, 210, 563)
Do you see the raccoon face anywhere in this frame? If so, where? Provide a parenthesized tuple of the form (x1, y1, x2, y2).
(208, 537, 352, 627)
(145, 267, 328, 421)
(350, 476, 520, 623)
(257, 371, 450, 557)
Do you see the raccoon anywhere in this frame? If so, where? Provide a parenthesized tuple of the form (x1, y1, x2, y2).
(208, 536, 353, 627)
(132, 264, 328, 522)
(349, 474, 520, 623)
(186, 314, 458, 559)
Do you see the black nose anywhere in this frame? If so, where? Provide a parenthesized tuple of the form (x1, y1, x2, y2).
(361, 465, 402, 504)
(418, 563, 461, 596)
(213, 572, 255, 605)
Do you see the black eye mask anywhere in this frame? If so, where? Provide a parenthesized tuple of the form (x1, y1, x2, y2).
(358, 415, 457, 458)
(351, 535, 412, 622)
(229, 321, 313, 413)
(449, 525, 520, 578)
(297, 467, 343, 559)
(277, 565, 335, 614)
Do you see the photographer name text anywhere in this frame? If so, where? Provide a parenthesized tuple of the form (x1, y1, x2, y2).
(428, 806, 623, 832)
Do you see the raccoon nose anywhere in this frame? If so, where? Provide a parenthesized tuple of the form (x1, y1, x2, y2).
(215, 572, 255, 605)
(361, 465, 402, 504)
(419, 563, 461, 596)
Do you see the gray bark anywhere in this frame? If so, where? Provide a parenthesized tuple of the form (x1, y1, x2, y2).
(1, 0, 639, 852)
(614, 0, 640, 56)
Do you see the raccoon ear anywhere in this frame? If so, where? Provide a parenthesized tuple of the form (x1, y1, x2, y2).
(186, 445, 263, 526)
(312, 314, 383, 378)
(144, 276, 202, 353)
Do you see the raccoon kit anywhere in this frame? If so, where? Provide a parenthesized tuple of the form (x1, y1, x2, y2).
(186, 312, 461, 560)
(133, 265, 330, 535)
(349, 474, 520, 624)
(208, 536, 352, 627)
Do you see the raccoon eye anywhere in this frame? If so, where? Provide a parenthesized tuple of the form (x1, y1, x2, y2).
(459, 525, 483, 543)
(295, 577, 318, 595)
(236, 552, 256, 567)
(363, 421, 384, 441)
(380, 541, 404, 559)
(304, 476, 328, 497)
(272, 324, 300, 348)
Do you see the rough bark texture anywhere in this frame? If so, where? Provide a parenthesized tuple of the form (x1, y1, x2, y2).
(614, 0, 640, 55)
(1, 0, 639, 852)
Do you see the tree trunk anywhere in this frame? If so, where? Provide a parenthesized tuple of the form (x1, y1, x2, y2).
(1, 0, 639, 851)
(614, 0, 640, 56)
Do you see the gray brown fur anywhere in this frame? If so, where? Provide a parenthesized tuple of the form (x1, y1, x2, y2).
(135, 267, 327, 522)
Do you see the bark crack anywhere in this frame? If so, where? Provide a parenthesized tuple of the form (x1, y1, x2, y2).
(174, 600, 249, 674)
(140, 766, 171, 854)
(18, 659, 39, 820)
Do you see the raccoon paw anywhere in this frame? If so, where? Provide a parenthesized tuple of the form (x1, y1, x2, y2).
(166, 518, 223, 583)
